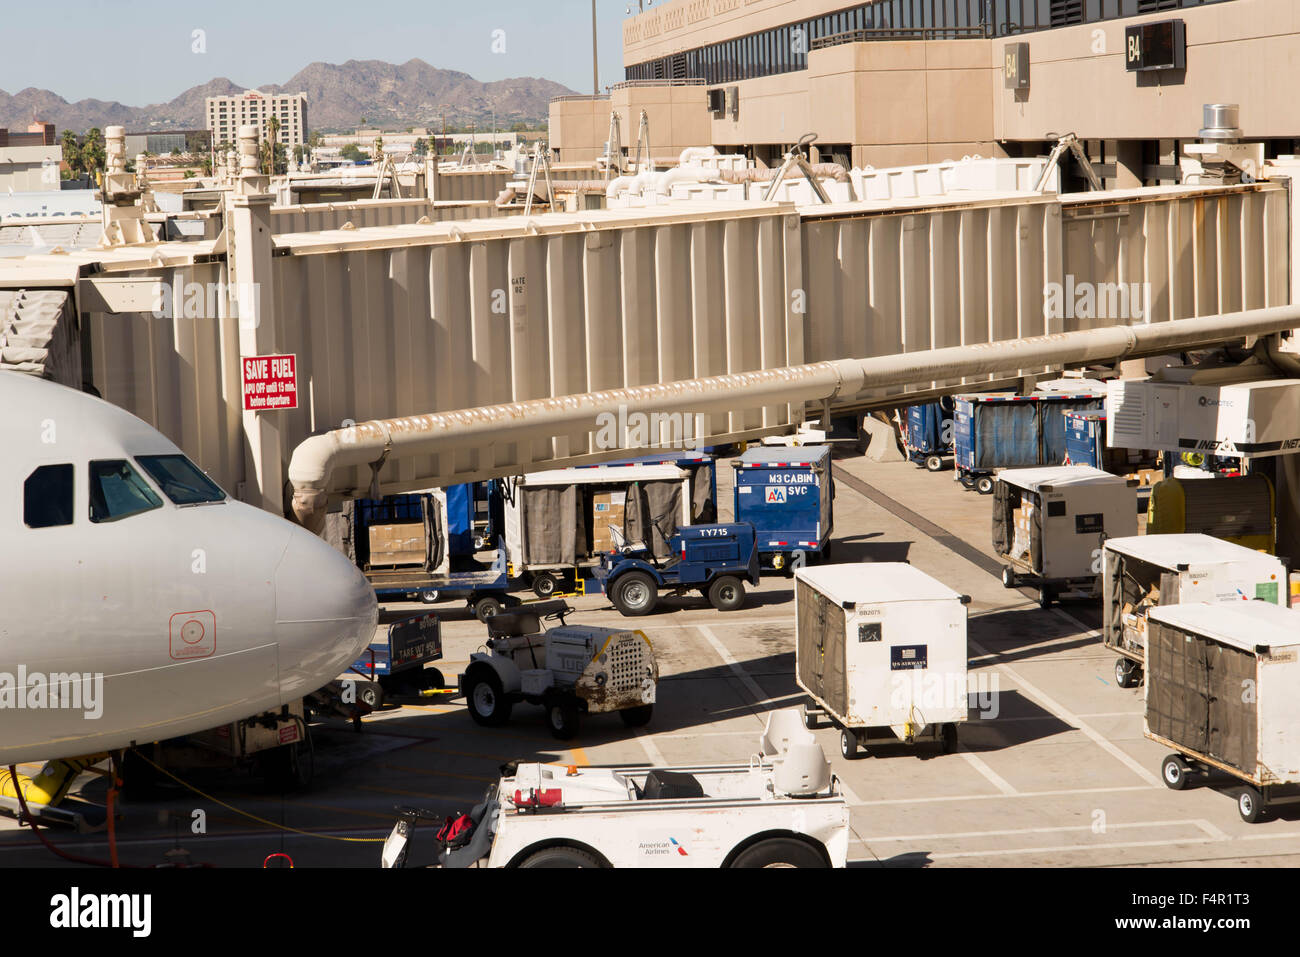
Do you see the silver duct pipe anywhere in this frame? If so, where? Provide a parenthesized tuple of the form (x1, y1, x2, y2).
(289, 306, 1300, 531)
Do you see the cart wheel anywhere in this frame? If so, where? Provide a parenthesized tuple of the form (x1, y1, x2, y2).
(419, 590, 440, 605)
(532, 572, 559, 599)
(464, 668, 512, 727)
(619, 704, 653, 728)
(548, 699, 582, 740)
(1115, 657, 1140, 688)
(708, 576, 746, 612)
(1001, 565, 1017, 589)
(473, 535, 487, 551)
(473, 596, 504, 622)
(803, 704, 819, 730)
(1238, 786, 1265, 823)
(1161, 754, 1190, 790)
(517, 846, 605, 868)
(421, 668, 444, 692)
(976, 476, 995, 495)
(1037, 587, 1052, 609)
(357, 681, 384, 710)
(612, 571, 658, 617)
(840, 729, 861, 761)
(730, 837, 827, 868)
(940, 723, 959, 754)
(959, 474, 976, 489)
(925, 455, 944, 472)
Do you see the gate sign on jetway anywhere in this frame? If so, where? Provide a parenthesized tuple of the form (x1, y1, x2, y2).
(242, 354, 298, 411)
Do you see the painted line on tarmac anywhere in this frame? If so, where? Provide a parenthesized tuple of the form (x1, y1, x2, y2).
(955, 746, 1018, 795)
(848, 783, 1159, 808)
(855, 817, 1215, 843)
(695, 623, 770, 713)
(834, 468, 1163, 789)
(634, 729, 667, 766)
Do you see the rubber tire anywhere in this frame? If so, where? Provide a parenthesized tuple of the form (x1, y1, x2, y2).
(1239, 786, 1265, 823)
(940, 723, 958, 755)
(532, 573, 558, 599)
(1162, 754, 1190, 791)
(708, 576, 746, 612)
(1001, 565, 1017, 589)
(357, 681, 384, 710)
(517, 846, 604, 868)
(731, 837, 827, 869)
(803, 705, 818, 730)
(925, 455, 944, 472)
(421, 668, 445, 691)
(959, 474, 976, 489)
(464, 669, 512, 727)
(548, 699, 582, 740)
(1038, 588, 1052, 610)
(474, 596, 504, 622)
(976, 476, 995, 495)
(612, 571, 658, 617)
(419, 590, 439, 604)
(619, 704, 654, 728)
(1115, 657, 1137, 689)
(840, 729, 860, 760)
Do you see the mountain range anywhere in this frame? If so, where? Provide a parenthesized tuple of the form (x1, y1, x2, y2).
(0, 59, 575, 134)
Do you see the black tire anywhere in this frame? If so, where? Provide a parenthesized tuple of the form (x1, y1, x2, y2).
(612, 571, 658, 617)
(532, 573, 558, 599)
(803, 705, 818, 730)
(708, 575, 746, 612)
(730, 837, 827, 869)
(1038, 588, 1052, 609)
(959, 474, 976, 489)
(925, 455, 944, 472)
(1001, 565, 1017, 589)
(940, 722, 958, 755)
(1162, 754, 1190, 791)
(357, 681, 384, 710)
(464, 668, 512, 727)
(976, 476, 995, 495)
(419, 590, 439, 605)
(547, 699, 582, 740)
(474, 596, 504, 622)
(840, 729, 860, 760)
(619, 704, 654, 728)
(1239, 786, 1265, 823)
(517, 846, 605, 868)
(420, 668, 445, 692)
(1115, 657, 1138, 689)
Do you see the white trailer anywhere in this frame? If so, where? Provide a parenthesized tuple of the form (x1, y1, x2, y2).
(795, 563, 969, 760)
(380, 710, 850, 868)
(993, 465, 1139, 608)
(503, 464, 693, 596)
(1145, 602, 1300, 822)
(1102, 534, 1288, 687)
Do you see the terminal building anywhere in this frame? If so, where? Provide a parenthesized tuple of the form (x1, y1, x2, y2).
(551, 0, 1300, 187)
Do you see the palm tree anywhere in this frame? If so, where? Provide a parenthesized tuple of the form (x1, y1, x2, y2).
(265, 116, 282, 174)
(60, 130, 82, 175)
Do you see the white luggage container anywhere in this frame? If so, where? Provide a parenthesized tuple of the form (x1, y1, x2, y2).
(1102, 534, 1288, 688)
(1145, 602, 1300, 823)
(993, 465, 1139, 608)
(795, 563, 969, 761)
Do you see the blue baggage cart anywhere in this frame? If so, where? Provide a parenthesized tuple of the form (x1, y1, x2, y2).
(732, 445, 834, 572)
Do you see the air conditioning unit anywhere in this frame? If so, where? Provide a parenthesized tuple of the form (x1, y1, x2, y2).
(1107, 378, 1300, 457)
(706, 88, 725, 116)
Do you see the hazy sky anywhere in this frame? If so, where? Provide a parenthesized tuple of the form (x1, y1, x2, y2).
(1, 0, 630, 103)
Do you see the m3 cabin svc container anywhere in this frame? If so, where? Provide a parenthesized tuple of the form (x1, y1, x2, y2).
(993, 466, 1138, 608)
(1102, 534, 1288, 688)
(732, 446, 834, 573)
(953, 388, 1105, 494)
(795, 563, 969, 761)
(1145, 602, 1300, 823)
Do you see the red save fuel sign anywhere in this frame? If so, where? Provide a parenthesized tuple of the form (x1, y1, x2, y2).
(241, 354, 298, 411)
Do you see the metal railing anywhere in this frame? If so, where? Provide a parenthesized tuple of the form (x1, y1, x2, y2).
(811, 25, 990, 49)
(609, 78, 707, 91)
(549, 94, 613, 104)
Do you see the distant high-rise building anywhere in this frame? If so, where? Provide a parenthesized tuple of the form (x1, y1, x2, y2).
(206, 91, 308, 149)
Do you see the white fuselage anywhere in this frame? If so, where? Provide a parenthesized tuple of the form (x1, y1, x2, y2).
(0, 372, 377, 764)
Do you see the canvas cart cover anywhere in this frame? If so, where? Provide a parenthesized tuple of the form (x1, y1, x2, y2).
(1147, 619, 1258, 773)
(522, 485, 586, 565)
(991, 482, 1012, 554)
(689, 468, 714, 523)
(797, 578, 848, 717)
(0, 289, 81, 387)
(625, 480, 683, 559)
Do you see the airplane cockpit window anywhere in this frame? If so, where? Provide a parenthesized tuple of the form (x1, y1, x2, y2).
(89, 460, 163, 523)
(24, 464, 74, 528)
(135, 455, 227, 506)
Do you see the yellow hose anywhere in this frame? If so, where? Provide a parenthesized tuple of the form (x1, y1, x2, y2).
(0, 755, 107, 807)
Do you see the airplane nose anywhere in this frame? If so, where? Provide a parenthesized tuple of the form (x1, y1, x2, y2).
(274, 527, 378, 699)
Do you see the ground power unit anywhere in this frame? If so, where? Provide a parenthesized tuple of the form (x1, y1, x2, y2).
(795, 563, 969, 760)
(1102, 533, 1288, 688)
(992, 465, 1139, 607)
(1146, 602, 1300, 823)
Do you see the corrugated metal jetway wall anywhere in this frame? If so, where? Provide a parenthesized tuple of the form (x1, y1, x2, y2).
(799, 182, 1288, 408)
(268, 198, 500, 233)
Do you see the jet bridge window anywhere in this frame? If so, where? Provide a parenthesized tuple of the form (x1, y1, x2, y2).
(24, 464, 74, 528)
(135, 455, 226, 505)
(89, 460, 163, 523)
